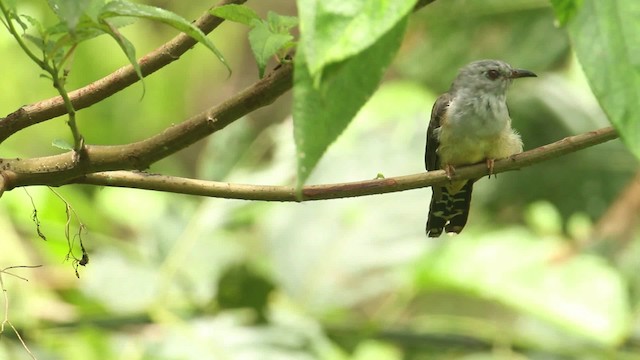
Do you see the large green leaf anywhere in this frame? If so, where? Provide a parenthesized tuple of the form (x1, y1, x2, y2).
(293, 17, 408, 189)
(559, 0, 640, 159)
(416, 231, 630, 345)
(100, 0, 229, 72)
(297, 0, 417, 77)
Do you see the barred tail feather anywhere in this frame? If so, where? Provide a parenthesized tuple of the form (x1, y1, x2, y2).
(426, 181, 474, 237)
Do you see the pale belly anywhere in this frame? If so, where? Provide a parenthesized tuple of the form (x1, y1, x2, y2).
(438, 128, 522, 194)
(437, 126, 523, 167)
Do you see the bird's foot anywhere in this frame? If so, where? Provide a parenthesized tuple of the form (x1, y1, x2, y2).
(444, 164, 456, 180)
(486, 158, 496, 179)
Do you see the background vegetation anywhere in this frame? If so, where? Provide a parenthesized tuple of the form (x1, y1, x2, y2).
(0, 0, 638, 359)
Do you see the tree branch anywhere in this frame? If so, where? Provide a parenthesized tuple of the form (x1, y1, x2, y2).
(72, 127, 618, 201)
(0, 61, 294, 190)
(0, 0, 246, 143)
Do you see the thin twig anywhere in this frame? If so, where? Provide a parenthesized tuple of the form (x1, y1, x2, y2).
(0, 265, 42, 360)
(74, 127, 618, 201)
(51, 68, 83, 151)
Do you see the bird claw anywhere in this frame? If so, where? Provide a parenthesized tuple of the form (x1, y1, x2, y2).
(486, 158, 496, 179)
(444, 164, 456, 180)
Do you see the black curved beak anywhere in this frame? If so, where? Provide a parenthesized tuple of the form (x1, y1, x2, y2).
(510, 69, 537, 79)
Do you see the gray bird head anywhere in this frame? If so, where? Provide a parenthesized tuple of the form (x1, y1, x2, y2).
(450, 59, 536, 96)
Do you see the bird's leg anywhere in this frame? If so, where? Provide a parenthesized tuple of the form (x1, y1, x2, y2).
(444, 164, 456, 180)
(485, 158, 496, 179)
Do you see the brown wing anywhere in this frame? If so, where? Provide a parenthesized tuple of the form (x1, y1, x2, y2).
(425, 92, 474, 237)
(425, 92, 451, 171)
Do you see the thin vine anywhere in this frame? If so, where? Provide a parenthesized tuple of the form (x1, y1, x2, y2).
(0, 265, 42, 360)
(48, 188, 89, 278)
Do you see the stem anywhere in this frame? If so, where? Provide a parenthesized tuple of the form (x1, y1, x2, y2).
(52, 67, 83, 151)
(0, 2, 83, 151)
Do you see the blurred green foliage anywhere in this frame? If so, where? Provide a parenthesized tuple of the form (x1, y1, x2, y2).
(559, 0, 640, 160)
(0, 1, 639, 360)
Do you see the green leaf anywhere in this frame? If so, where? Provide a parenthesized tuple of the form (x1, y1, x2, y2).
(52, 138, 73, 150)
(47, 0, 104, 29)
(19, 14, 45, 35)
(293, 17, 408, 189)
(416, 231, 630, 345)
(100, 0, 229, 73)
(549, 0, 584, 26)
(209, 4, 259, 26)
(99, 19, 145, 93)
(23, 33, 47, 51)
(266, 11, 297, 32)
(248, 18, 293, 78)
(297, 0, 417, 77)
(564, 0, 640, 160)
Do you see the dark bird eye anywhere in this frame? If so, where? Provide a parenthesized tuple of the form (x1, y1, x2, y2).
(486, 69, 500, 80)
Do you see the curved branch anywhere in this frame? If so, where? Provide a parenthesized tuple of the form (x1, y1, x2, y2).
(0, 0, 246, 143)
(73, 127, 618, 201)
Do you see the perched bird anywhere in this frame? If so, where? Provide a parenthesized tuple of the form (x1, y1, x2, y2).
(425, 60, 536, 237)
